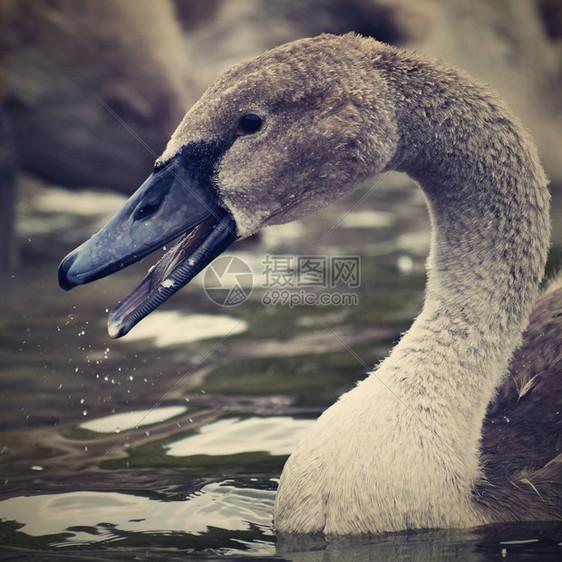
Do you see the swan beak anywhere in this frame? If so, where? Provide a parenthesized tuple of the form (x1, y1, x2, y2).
(58, 157, 237, 338)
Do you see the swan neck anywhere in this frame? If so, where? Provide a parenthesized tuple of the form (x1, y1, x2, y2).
(377, 50, 550, 342)
(369, 47, 551, 420)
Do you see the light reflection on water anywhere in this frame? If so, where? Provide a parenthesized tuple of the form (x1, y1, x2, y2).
(80, 405, 188, 433)
(0, 481, 276, 549)
(165, 416, 315, 457)
(121, 311, 249, 347)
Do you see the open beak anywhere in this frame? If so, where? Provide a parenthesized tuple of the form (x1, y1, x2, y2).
(58, 156, 238, 338)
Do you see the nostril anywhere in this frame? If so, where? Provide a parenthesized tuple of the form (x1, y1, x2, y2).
(58, 252, 78, 290)
(134, 202, 161, 221)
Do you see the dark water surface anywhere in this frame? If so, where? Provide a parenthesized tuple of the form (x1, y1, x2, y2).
(1, 175, 561, 560)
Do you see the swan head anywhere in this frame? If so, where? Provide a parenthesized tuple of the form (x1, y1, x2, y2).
(58, 34, 398, 337)
(160, 34, 398, 236)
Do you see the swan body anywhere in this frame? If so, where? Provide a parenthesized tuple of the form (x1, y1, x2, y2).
(59, 34, 561, 534)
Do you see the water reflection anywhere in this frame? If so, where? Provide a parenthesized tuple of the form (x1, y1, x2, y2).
(80, 405, 188, 433)
(166, 416, 315, 457)
(121, 311, 248, 347)
(0, 481, 276, 554)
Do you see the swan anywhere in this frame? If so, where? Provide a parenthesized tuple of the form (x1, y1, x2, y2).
(58, 34, 561, 534)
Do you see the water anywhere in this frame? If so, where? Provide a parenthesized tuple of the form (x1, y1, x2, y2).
(1, 175, 561, 560)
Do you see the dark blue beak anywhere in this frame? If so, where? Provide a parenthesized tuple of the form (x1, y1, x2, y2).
(58, 156, 237, 338)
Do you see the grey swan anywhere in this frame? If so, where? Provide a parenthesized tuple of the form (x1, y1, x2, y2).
(58, 34, 561, 534)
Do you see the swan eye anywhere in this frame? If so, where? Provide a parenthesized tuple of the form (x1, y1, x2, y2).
(235, 113, 263, 136)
